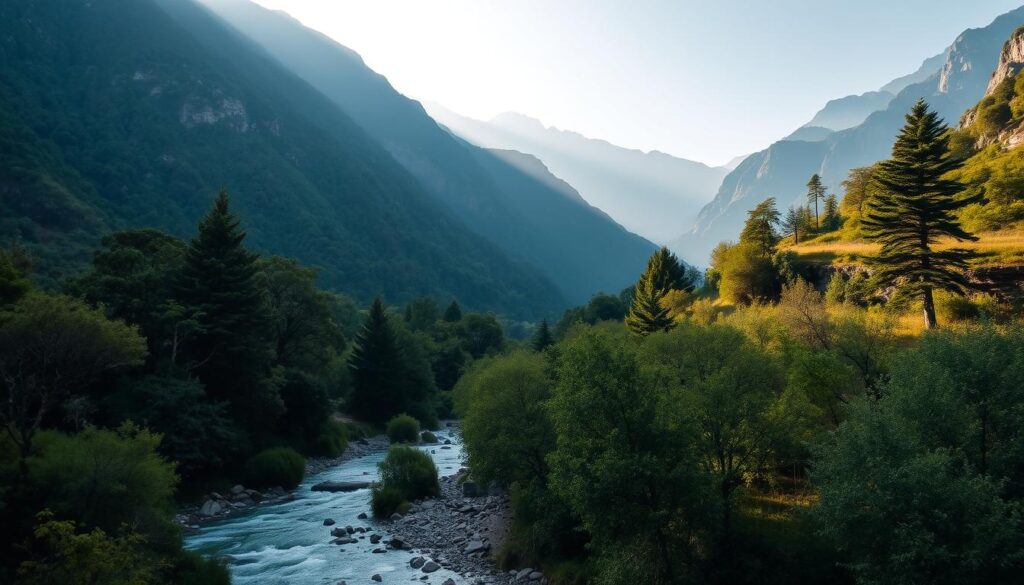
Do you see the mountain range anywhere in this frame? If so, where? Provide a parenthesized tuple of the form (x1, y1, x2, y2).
(0, 0, 658, 319)
(671, 7, 1024, 265)
(423, 104, 730, 244)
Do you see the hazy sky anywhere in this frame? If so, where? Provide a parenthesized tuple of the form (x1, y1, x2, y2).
(250, 0, 1022, 166)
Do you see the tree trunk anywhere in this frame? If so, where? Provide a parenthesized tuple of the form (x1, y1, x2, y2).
(922, 287, 937, 329)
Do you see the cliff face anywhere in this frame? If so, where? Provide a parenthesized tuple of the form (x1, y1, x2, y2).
(985, 26, 1024, 94)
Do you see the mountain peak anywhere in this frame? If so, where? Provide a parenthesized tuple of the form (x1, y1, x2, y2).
(986, 25, 1024, 95)
(490, 111, 547, 132)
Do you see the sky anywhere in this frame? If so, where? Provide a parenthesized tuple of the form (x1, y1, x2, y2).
(250, 0, 1023, 167)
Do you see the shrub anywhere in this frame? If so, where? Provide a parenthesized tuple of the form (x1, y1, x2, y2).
(312, 420, 348, 458)
(420, 430, 438, 444)
(370, 445, 439, 517)
(245, 447, 305, 489)
(386, 414, 421, 444)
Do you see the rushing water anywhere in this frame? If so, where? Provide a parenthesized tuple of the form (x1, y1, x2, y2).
(185, 429, 467, 585)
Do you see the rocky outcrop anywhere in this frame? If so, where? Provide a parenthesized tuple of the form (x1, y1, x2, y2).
(986, 26, 1024, 94)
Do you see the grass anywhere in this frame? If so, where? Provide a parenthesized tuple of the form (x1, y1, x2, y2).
(785, 229, 1024, 267)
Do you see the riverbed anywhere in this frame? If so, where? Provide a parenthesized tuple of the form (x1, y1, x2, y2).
(185, 429, 467, 585)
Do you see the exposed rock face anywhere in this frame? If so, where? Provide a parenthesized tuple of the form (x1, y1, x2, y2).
(986, 26, 1024, 94)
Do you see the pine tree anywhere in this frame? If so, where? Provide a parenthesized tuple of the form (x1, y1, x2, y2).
(532, 319, 555, 351)
(824, 194, 840, 231)
(176, 189, 277, 427)
(348, 298, 404, 423)
(807, 174, 827, 229)
(443, 300, 463, 322)
(782, 206, 803, 244)
(861, 99, 982, 329)
(625, 247, 686, 336)
(740, 197, 781, 255)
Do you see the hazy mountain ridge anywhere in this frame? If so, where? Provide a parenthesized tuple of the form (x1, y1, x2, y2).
(425, 103, 730, 244)
(0, 0, 567, 317)
(198, 0, 656, 303)
(672, 6, 1024, 266)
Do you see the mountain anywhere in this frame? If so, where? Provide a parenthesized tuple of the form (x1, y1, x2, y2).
(672, 6, 1024, 266)
(423, 105, 730, 244)
(783, 126, 835, 142)
(197, 0, 656, 303)
(802, 92, 896, 132)
(0, 0, 567, 318)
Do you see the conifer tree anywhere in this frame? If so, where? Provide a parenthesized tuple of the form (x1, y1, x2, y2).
(807, 174, 827, 228)
(348, 298, 404, 423)
(740, 197, 781, 255)
(625, 247, 686, 336)
(176, 190, 277, 427)
(782, 206, 804, 244)
(824, 194, 840, 231)
(532, 319, 555, 351)
(861, 99, 982, 329)
(443, 300, 463, 322)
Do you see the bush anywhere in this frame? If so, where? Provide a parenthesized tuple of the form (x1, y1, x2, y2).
(386, 414, 421, 444)
(370, 445, 439, 518)
(245, 447, 305, 489)
(311, 420, 348, 458)
(420, 431, 438, 444)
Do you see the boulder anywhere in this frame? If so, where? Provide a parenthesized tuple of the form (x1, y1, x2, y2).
(443, 580, 456, 585)
(422, 561, 440, 573)
(389, 537, 406, 549)
(390, 512, 403, 521)
(371, 574, 382, 582)
(330, 527, 347, 537)
(323, 518, 335, 526)
(230, 484, 245, 495)
(311, 481, 371, 493)
(199, 500, 221, 517)
(529, 572, 543, 581)
(410, 556, 425, 569)
(369, 534, 382, 544)
(516, 568, 534, 580)
(357, 512, 368, 519)
(464, 540, 488, 554)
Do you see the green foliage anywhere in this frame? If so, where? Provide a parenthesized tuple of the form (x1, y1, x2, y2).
(404, 297, 441, 331)
(739, 197, 781, 254)
(711, 242, 780, 305)
(277, 369, 333, 451)
(443, 300, 463, 322)
(458, 352, 554, 486)
(371, 445, 439, 517)
(807, 174, 827, 229)
(29, 424, 177, 537)
(549, 329, 718, 583)
(532, 319, 555, 351)
(824, 271, 873, 307)
(862, 100, 982, 329)
(386, 414, 422, 444)
(0, 246, 32, 307)
(457, 313, 505, 358)
(175, 190, 280, 429)
(840, 165, 881, 236)
(626, 247, 690, 336)
(554, 292, 629, 338)
(17, 510, 157, 585)
(420, 431, 438, 444)
(312, 420, 349, 458)
(105, 375, 240, 480)
(813, 327, 1024, 584)
(0, 292, 147, 458)
(245, 447, 305, 490)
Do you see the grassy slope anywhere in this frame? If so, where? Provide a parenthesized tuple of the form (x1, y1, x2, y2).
(783, 228, 1024, 267)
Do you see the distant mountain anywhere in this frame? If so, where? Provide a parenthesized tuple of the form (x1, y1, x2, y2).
(0, 0, 567, 318)
(423, 105, 729, 244)
(198, 0, 656, 303)
(671, 6, 1024, 266)
(783, 126, 835, 142)
(803, 92, 896, 132)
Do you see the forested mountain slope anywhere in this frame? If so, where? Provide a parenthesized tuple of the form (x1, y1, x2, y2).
(197, 0, 657, 303)
(0, 0, 567, 318)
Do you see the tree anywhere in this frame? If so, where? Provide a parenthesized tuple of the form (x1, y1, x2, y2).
(781, 206, 807, 244)
(443, 300, 462, 322)
(823, 193, 840, 231)
(712, 242, 779, 305)
(807, 174, 827, 228)
(175, 190, 278, 427)
(740, 197, 781, 254)
(532, 319, 554, 351)
(861, 100, 982, 329)
(404, 297, 440, 331)
(0, 293, 146, 460)
(841, 165, 878, 220)
(457, 313, 505, 358)
(625, 247, 691, 336)
(347, 298, 403, 423)
(0, 247, 31, 307)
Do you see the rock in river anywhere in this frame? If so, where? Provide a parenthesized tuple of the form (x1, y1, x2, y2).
(311, 481, 371, 492)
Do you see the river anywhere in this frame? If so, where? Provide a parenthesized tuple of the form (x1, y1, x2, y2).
(185, 429, 467, 585)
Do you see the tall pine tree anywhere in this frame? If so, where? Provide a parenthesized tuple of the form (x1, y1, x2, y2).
(740, 197, 781, 255)
(176, 190, 278, 430)
(443, 300, 463, 322)
(625, 247, 687, 336)
(807, 174, 827, 229)
(348, 298, 404, 423)
(861, 99, 981, 329)
(532, 319, 555, 351)
(781, 206, 804, 244)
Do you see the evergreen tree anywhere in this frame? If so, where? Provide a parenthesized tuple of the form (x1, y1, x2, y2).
(532, 319, 555, 351)
(347, 298, 404, 423)
(781, 206, 804, 244)
(175, 190, 278, 428)
(823, 194, 840, 231)
(625, 248, 684, 336)
(861, 99, 982, 329)
(739, 197, 781, 255)
(443, 300, 463, 322)
(807, 174, 827, 228)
